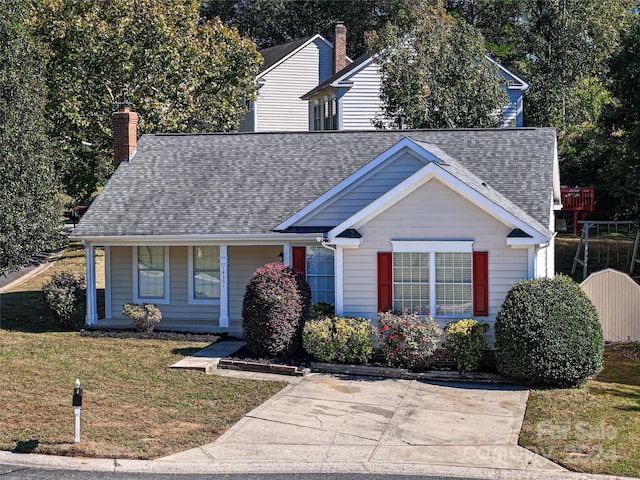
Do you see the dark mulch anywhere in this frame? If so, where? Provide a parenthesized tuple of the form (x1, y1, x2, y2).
(79, 328, 222, 343)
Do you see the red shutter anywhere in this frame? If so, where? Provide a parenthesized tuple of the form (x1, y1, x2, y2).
(377, 252, 393, 313)
(292, 246, 306, 275)
(473, 251, 489, 316)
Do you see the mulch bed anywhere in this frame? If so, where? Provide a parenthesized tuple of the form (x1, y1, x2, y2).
(79, 328, 222, 343)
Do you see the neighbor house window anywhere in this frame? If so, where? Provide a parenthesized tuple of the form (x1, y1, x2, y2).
(135, 246, 169, 303)
(390, 242, 473, 317)
(313, 101, 322, 131)
(323, 96, 336, 131)
(189, 246, 220, 303)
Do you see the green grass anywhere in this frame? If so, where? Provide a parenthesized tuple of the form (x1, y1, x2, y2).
(0, 244, 286, 459)
(520, 343, 640, 477)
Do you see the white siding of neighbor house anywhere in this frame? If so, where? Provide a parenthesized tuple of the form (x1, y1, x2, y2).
(109, 246, 220, 328)
(253, 39, 333, 132)
(297, 150, 426, 227)
(341, 62, 383, 130)
(341, 179, 529, 335)
(228, 245, 282, 331)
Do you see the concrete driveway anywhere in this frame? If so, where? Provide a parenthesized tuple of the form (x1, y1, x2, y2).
(158, 373, 564, 473)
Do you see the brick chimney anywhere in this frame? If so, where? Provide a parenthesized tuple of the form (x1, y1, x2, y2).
(112, 101, 138, 169)
(333, 22, 348, 74)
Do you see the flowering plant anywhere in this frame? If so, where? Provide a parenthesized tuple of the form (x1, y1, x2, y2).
(376, 310, 442, 369)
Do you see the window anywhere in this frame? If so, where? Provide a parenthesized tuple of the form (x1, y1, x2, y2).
(389, 241, 474, 318)
(323, 97, 336, 131)
(306, 246, 335, 304)
(190, 246, 220, 302)
(435, 252, 472, 316)
(313, 102, 322, 131)
(393, 252, 430, 315)
(135, 246, 169, 302)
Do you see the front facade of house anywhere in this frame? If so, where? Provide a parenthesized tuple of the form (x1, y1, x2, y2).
(72, 129, 559, 337)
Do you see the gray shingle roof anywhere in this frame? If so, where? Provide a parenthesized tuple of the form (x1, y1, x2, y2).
(72, 129, 557, 239)
(258, 36, 316, 74)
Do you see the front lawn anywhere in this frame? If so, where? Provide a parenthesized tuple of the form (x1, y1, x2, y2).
(520, 343, 640, 477)
(0, 244, 286, 459)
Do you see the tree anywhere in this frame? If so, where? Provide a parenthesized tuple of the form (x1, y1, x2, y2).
(0, 0, 63, 275)
(366, 0, 508, 129)
(29, 0, 261, 202)
(201, 0, 394, 57)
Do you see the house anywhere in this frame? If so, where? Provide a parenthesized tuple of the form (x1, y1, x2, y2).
(71, 108, 560, 337)
(302, 54, 530, 130)
(238, 24, 349, 132)
(240, 25, 530, 133)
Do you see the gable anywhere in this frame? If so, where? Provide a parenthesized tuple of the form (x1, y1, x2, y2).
(295, 148, 428, 228)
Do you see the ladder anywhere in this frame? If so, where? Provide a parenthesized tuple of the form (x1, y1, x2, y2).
(571, 223, 591, 280)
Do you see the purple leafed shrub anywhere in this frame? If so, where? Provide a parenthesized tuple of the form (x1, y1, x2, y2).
(242, 262, 311, 357)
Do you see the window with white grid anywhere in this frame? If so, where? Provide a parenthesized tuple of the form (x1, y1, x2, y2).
(392, 252, 430, 315)
(306, 246, 335, 304)
(391, 241, 474, 318)
(435, 252, 472, 316)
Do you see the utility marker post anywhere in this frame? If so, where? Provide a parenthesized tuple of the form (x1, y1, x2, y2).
(72, 379, 83, 443)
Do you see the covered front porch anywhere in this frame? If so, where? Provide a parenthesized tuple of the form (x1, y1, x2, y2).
(82, 235, 326, 335)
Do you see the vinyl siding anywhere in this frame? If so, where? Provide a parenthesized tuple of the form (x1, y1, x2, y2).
(109, 246, 220, 327)
(502, 89, 524, 128)
(256, 39, 333, 132)
(297, 151, 426, 227)
(228, 245, 282, 331)
(341, 179, 528, 334)
(341, 62, 383, 130)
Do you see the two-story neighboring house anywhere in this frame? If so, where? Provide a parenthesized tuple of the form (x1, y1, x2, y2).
(240, 24, 530, 133)
(238, 24, 351, 132)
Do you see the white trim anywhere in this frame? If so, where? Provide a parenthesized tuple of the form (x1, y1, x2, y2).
(327, 161, 551, 244)
(486, 55, 530, 91)
(335, 246, 344, 315)
(274, 138, 443, 231)
(282, 243, 291, 265)
(219, 245, 229, 328)
(104, 246, 112, 319)
(71, 233, 320, 246)
(187, 246, 222, 306)
(84, 243, 98, 326)
(391, 240, 473, 253)
(507, 237, 548, 247)
(133, 246, 170, 304)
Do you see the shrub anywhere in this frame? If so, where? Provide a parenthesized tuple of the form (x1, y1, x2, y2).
(309, 301, 335, 321)
(494, 275, 604, 387)
(122, 303, 162, 332)
(303, 316, 373, 364)
(443, 319, 489, 372)
(242, 262, 311, 357)
(376, 310, 442, 369)
(43, 272, 85, 329)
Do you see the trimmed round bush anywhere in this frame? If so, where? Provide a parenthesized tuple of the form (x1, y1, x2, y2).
(242, 262, 311, 357)
(43, 272, 85, 329)
(494, 274, 604, 387)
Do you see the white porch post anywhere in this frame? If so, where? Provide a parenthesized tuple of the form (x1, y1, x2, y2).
(335, 246, 344, 316)
(84, 242, 98, 326)
(219, 245, 229, 328)
(282, 242, 291, 265)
